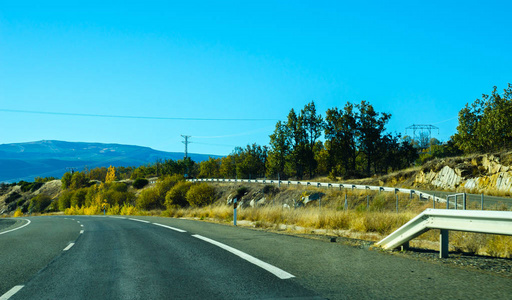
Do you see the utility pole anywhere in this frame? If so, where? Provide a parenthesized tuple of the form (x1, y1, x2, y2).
(181, 135, 191, 159)
(66, 167, 78, 174)
(181, 135, 191, 178)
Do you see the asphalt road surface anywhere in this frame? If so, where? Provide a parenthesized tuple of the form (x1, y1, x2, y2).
(1, 216, 511, 299)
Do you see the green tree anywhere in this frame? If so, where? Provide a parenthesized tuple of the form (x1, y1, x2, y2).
(58, 190, 74, 210)
(357, 101, 391, 176)
(219, 155, 236, 178)
(198, 157, 221, 178)
(324, 102, 359, 177)
(266, 121, 290, 179)
(453, 84, 512, 153)
(70, 172, 90, 190)
(61, 172, 72, 190)
(299, 101, 324, 178)
(233, 144, 267, 179)
(70, 188, 87, 207)
(286, 108, 307, 179)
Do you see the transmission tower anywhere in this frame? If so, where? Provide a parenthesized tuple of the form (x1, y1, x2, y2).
(405, 124, 439, 152)
(181, 135, 191, 159)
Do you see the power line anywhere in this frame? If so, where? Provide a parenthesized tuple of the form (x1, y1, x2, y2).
(0, 108, 277, 122)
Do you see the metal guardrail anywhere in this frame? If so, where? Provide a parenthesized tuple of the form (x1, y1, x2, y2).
(376, 209, 512, 258)
(187, 178, 445, 203)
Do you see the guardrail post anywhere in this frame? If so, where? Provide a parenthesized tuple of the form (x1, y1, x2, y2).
(463, 193, 467, 210)
(481, 193, 484, 210)
(455, 195, 458, 210)
(440, 229, 449, 258)
(344, 194, 348, 210)
(410, 190, 414, 199)
(396, 194, 398, 213)
(367, 195, 369, 210)
(401, 241, 409, 251)
(433, 194, 436, 209)
(446, 196, 450, 209)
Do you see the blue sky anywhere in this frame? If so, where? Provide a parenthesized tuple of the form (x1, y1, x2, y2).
(1, 1, 511, 156)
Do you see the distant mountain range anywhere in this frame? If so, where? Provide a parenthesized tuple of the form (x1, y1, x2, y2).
(0, 140, 220, 183)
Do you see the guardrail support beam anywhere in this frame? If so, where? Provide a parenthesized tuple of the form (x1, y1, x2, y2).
(440, 229, 449, 258)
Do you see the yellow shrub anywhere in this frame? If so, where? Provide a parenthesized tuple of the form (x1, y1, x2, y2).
(107, 204, 121, 215)
(13, 209, 23, 217)
(120, 204, 138, 216)
(84, 205, 100, 215)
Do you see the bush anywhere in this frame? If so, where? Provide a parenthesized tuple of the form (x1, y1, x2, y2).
(103, 190, 134, 206)
(165, 181, 192, 209)
(5, 192, 21, 204)
(120, 203, 138, 215)
(133, 178, 149, 189)
(28, 194, 52, 213)
(108, 182, 128, 193)
(262, 185, 278, 195)
(136, 188, 160, 210)
(186, 183, 215, 207)
(13, 208, 23, 217)
(156, 175, 184, 195)
(19, 181, 44, 193)
(58, 191, 74, 211)
(236, 186, 249, 199)
(71, 188, 87, 207)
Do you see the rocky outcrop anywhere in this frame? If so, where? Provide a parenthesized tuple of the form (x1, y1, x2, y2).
(415, 153, 512, 193)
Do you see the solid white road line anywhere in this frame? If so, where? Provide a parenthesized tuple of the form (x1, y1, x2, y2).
(63, 243, 75, 251)
(0, 285, 24, 300)
(128, 218, 150, 223)
(109, 216, 127, 219)
(192, 234, 295, 280)
(0, 219, 31, 236)
(152, 223, 187, 233)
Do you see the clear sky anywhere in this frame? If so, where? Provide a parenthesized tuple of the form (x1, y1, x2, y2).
(1, 1, 511, 156)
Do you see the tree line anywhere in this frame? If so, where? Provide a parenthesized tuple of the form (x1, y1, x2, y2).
(197, 101, 418, 180)
(453, 83, 512, 153)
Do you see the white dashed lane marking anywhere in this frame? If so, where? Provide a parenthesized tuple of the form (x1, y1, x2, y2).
(0, 285, 24, 300)
(192, 234, 295, 280)
(152, 223, 187, 233)
(63, 243, 75, 251)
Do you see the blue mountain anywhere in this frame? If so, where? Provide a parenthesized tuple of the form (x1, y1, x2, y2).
(0, 140, 219, 183)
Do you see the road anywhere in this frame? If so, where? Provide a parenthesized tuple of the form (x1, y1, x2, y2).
(1, 216, 511, 299)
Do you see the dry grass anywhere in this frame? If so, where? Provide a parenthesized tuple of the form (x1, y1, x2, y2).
(55, 184, 511, 258)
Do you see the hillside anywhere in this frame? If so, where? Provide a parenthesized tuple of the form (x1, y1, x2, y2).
(345, 151, 512, 196)
(0, 140, 219, 183)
